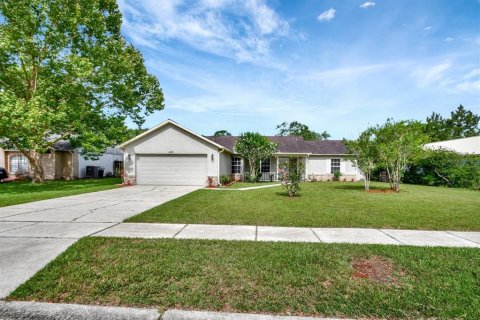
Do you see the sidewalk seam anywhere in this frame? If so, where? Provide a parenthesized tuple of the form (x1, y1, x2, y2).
(446, 231, 480, 245)
(173, 224, 189, 238)
(310, 228, 323, 243)
(378, 229, 405, 245)
(88, 222, 122, 237)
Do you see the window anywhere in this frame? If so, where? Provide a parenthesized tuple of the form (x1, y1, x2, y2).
(232, 157, 241, 173)
(9, 155, 29, 174)
(331, 158, 340, 174)
(260, 158, 271, 173)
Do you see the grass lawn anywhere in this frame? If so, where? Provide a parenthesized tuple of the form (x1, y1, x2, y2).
(9, 237, 480, 319)
(126, 182, 480, 231)
(0, 178, 122, 207)
(220, 181, 280, 189)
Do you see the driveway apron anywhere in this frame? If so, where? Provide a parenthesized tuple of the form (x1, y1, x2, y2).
(0, 185, 199, 298)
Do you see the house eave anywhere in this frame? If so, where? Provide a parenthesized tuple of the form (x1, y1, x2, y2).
(119, 119, 233, 153)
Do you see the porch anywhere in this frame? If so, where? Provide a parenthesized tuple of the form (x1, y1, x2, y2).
(242, 155, 308, 182)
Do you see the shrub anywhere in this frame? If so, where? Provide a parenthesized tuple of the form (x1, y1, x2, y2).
(404, 149, 480, 189)
(280, 158, 304, 197)
(333, 170, 341, 181)
(220, 175, 230, 185)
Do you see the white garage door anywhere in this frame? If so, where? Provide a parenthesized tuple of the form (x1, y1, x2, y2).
(136, 154, 207, 186)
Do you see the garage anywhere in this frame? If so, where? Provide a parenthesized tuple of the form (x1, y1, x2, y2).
(136, 154, 207, 186)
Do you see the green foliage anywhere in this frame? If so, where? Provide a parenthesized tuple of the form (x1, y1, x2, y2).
(234, 132, 277, 182)
(280, 157, 303, 196)
(276, 121, 330, 140)
(220, 174, 231, 185)
(0, 0, 164, 181)
(374, 119, 428, 192)
(344, 128, 377, 190)
(213, 130, 231, 136)
(333, 170, 342, 181)
(425, 105, 480, 142)
(404, 149, 480, 189)
(122, 127, 149, 143)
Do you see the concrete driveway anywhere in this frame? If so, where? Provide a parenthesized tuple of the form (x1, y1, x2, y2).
(0, 185, 199, 298)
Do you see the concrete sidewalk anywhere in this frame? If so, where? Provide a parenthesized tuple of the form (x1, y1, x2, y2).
(0, 185, 199, 298)
(95, 223, 480, 248)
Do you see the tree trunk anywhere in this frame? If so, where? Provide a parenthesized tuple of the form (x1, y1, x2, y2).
(364, 172, 370, 191)
(24, 151, 45, 183)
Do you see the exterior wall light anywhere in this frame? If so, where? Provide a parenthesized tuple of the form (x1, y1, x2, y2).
(211, 154, 214, 161)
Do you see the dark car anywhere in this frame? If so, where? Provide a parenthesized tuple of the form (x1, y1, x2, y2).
(0, 167, 8, 181)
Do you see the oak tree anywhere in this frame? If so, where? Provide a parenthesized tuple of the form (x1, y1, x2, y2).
(0, 0, 164, 182)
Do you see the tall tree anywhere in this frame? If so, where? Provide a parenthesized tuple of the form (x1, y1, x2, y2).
(345, 127, 378, 191)
(213, 130, 231, 136)
(0, 0, 164, 182)
(122, 127, 149, 143)
(276, 121, 330, 140)
(448, 105, 480, 139)
(234, 132, 277, 182)
(375, 120, 428, 192)
(424, 105, 480, 142)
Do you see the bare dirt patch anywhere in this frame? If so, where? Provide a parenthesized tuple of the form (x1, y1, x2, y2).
(351, 256, 404, 285)
(364, 189, 395, 194)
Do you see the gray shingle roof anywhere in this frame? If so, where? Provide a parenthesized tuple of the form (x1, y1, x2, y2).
(205, 136, 348, 155)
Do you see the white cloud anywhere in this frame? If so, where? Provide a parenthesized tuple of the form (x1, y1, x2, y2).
(424, 26, 432, 31)
(443, 37, 455, 42)
(118, 0, 290, 63)
(317, 8, 336, 22)
(412, 62, 452, 87)
(360, 2, 375, 9)
(464, 68, 480, 79)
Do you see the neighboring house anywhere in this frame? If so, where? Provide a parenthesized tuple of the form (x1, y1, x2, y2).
(424, 136, 480, 155)
(0, 142, 123, 180)
(120, 119, 362, 186)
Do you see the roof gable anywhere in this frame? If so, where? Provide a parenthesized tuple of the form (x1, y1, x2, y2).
(119, 120, 231, 151)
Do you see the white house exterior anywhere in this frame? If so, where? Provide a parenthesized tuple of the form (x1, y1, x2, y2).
(120, 119, 362, 186)
(424, 136, 480, 155)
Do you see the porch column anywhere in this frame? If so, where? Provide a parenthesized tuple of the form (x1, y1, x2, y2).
(276, 156, 279, 180)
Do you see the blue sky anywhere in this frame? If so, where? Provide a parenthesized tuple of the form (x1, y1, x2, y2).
(118, 0, 480, 139)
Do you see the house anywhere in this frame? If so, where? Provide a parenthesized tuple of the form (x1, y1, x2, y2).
(424, 136, 480, 155)
(120, 119, 362, 186)
(0, 142, 124, 180)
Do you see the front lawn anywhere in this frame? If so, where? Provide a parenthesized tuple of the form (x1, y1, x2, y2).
(220, 181, 280, 189)
(127, 182, 480, 230)
(0, 178, 122, 207)
(9, 237, 480, 319)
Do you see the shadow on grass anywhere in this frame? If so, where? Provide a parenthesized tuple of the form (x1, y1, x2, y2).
(275, 191, 302, 198)
(0, 178, 121, 195)
(332, 183, 397, 192)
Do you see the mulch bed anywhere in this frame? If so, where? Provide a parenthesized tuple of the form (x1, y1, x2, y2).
(364, 189, 396, 194)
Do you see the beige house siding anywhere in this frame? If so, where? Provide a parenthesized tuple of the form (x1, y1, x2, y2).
(219, 152, 231, 176)
(307, 156, 359, 181)
(41, 152, 56, 180)
(0, 148, 5, 168)
(123, 123, 221, 185)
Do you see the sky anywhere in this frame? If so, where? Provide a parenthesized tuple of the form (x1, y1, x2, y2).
(118, 0, 480, 139)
